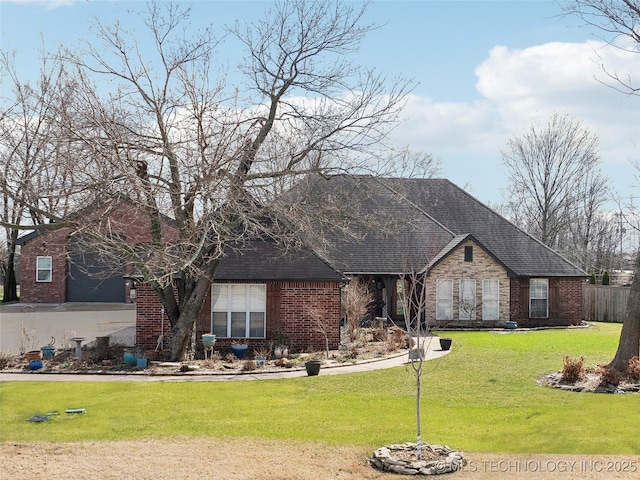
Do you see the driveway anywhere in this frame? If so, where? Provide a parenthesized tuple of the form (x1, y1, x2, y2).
(0, 303, 135, 355)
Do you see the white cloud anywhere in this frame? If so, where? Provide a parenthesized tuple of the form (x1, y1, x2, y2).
(391, 40, 640, 204)
(0, 0, 75, 9)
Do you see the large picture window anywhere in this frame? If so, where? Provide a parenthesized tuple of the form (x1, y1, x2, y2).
(459, 279, 476, 320)
(530, 278, 549, 318)
(211, 284, 266, 338)
(482, 279, 499, 321)
(36, 256, 52, 283)
(436, 279, 453, 320)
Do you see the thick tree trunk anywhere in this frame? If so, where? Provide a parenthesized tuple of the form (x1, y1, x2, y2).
(168, 275, 213, 361)
(2, 234, 19, 303)
(608, 251, 640, 373)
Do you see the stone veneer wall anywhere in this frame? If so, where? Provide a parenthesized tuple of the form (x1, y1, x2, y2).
(426, 239, 510, 327)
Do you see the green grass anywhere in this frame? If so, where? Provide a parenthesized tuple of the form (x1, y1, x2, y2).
(1, 322, 637, 454)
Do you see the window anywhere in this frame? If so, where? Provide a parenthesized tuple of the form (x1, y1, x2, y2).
(394, 279, 407, 317)
(436, 279, 453, 320)
(482, 279, 499, 320)
(36, 256, 52, 282)
(211, 284, 266, 338)
(459, 279, 476, 320)
(464, 245, 473, 262)
(530, 278, 549, 318)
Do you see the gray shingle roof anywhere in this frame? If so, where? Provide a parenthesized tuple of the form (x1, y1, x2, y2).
(294, 175, 585, 277)
(214, 239, 343, 281)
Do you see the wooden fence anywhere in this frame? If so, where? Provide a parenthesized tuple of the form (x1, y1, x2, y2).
(582, 284, 630, 323)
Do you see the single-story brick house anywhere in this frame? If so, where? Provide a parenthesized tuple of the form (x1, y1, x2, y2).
(287, 175, 586, 330)
(18, 176, 586, 353)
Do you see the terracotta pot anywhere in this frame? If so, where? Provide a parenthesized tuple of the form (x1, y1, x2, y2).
(25, 350, 43, 361)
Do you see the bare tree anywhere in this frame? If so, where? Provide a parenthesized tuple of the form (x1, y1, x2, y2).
(501, 112, 607, 251)
(1, 1, 411, 360)
(396, 269, 434, 460)
(563, 0, 640, 373)
(0, 50, 78, 302)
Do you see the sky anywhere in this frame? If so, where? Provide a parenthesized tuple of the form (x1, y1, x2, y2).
(1, 0, 639, 209)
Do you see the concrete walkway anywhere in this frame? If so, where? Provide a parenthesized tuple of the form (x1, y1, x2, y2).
(0, 337, 450, 382)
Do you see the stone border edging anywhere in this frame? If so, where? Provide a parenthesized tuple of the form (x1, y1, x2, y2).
(370, 442, 465, 475)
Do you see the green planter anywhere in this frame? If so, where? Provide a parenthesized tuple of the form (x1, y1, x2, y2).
(202, 334, 216, 347)
(123, 350, 137, 366)
(41, 345, 55, 359)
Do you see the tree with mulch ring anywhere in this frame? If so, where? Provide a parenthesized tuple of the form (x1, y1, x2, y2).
(369, 269, 465, 475)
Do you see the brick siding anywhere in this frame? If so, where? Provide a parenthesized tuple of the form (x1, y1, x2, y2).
(136, 280, 341, 354)
(18, 203, 177, 304)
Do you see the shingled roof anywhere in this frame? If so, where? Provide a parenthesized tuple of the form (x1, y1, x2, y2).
(214, 238, 343, 282)
(293, 175, 586, 278)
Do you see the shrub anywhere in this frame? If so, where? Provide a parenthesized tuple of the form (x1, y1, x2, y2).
(626, 356, 640, 382)
(602, 271, 610, 285)
(598, 365, 621, 387)
(560, 355, 585, 383)
(241, 360, 257, 372)
(0, 352, 13, 370)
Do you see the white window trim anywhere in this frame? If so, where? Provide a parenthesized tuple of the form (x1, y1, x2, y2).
(436, 279, 453, 321)
(482, 279, 500, 321)
(36, 256, 52, 283)
(530, 278, 549, 319)
(211, 283, 266, 338)
(459, 279, 476, 320)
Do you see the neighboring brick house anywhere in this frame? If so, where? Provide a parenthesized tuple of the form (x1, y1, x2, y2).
(296, 175, 587, 329)
(17, 202, 176, 303)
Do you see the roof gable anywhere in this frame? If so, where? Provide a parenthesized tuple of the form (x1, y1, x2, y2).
(292, 175, 585, 277)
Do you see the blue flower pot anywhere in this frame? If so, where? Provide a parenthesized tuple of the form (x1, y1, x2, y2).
(231, 344, 248, 359)
(29, 360, 43, 370)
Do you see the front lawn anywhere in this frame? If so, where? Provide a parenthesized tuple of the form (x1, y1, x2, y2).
(0, 322, 636, 454)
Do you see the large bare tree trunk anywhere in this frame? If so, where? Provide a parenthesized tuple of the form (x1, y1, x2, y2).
(2, 230, 19, 303)
(608, 251, 640, 372)
(168, 275, 213, 362)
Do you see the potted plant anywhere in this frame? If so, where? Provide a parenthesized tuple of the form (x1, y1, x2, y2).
(231, 339, 249, 359)
(254, 347, 270, 368)
(201, 333, 217, 347)
(304, 355, 322, 376)
(273, 328, 290, 358)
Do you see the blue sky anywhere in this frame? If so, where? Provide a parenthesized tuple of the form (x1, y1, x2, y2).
(1, 0, 639, 208)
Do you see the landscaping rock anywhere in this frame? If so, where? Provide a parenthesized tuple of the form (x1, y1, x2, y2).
(370, 442, 465, 475)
